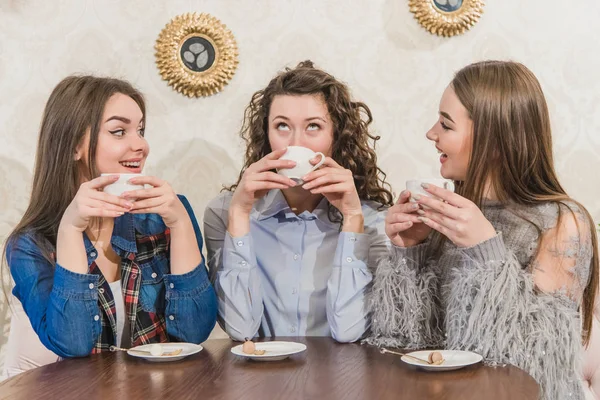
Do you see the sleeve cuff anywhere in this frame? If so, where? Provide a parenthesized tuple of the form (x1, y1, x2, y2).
(460, 233, 507, 264)
(389, 241, 429, 268)
(52, 263, 99, 300)
(164, 263, 211, 293)
(335, 232, 370, 269)
(222, 232, 256, 270)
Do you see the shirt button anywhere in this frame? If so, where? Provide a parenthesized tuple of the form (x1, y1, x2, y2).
(290, 326, 296, 333)
(237, 240, 244, 247)
(350, 237, 357, 242)
(169, 283, 174, 289)
(169, 315, 175, 321)
(89, 283, 95, 289)
(293, 254, 299, 260)
(292, 288, 297, 294)
(346, 257, 353, 263)
(151, 272, 157, 278)
(240, 261, 247, 266)
(94, 315, 100, 321)
(89, 251, 97, 257)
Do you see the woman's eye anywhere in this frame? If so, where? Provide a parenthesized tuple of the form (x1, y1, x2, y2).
(277, 122, 290, 131)
(307, 123, 320, 131)
(109, 129, 125, 137)
(138, 128, 145, 137)
(440, 121, 450, 131)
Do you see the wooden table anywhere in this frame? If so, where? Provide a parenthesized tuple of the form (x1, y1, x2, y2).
(0, 337, 539, 400)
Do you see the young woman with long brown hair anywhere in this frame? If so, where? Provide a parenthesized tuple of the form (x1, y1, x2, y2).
(366, 60, 598, 399)
(3, 76, 216, 375)
(204, 61, 393, 343)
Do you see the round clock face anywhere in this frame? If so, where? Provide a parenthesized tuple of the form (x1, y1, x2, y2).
(433, 0, 464, 13)
(180, 36, 216, 73)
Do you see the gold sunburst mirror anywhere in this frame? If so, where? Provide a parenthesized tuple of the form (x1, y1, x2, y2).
(155, 13, 239, 97)
(409, 0, 485, 37)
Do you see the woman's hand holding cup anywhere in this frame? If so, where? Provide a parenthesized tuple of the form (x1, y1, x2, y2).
(228, 148, 297, 235)
(385, 190, 432, 247)
(60, 175, 134, 232)
(301, 156, 363, 231)
(122, 176, 188, 229)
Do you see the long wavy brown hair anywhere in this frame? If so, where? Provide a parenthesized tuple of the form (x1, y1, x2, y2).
(227, 60, 394, 221)
(435, 60, 598, 346)
(2, 76, 145, 294)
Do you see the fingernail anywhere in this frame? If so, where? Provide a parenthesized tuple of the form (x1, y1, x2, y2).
(413, 194, 421, 200)
(418, 216, 429, 223)
(125, 201, 134, 208)
(417, 209, 425, 215)
(421, 183, 429, 189)
(289, 181, 297, 187)
(411, 203, 419, 210)
(117, 212, 124, 216)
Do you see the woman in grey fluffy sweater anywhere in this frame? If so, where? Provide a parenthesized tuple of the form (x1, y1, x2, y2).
(366, 61, 598, 400)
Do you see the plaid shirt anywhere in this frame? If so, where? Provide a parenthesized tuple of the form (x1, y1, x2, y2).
(8, 195, 217, 358)
(90, 227, 171, 353)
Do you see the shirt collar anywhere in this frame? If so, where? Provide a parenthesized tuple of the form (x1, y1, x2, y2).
(82, 213, 138, 257)
(252, 189, 339, 225)
(252, 190, 290, 221)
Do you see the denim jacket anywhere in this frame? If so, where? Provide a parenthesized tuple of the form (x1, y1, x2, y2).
(7, 195, 217, 358)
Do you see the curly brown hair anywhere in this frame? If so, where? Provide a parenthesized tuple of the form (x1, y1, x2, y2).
(227, 60, 393, 221)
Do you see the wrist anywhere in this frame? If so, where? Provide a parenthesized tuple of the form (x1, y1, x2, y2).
(58, 214, 85, 233)
(229, 206, 251, 222)
(228, 207, 251, 237)
(341, 212, 364, 233)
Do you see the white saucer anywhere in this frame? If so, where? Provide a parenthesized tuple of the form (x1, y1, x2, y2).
(231, 341, 307, 361)
(127, 343, 203, 362)
(401, 350, 483, 371)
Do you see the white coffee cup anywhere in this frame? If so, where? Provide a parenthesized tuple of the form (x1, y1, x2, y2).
(278, 146, 326, 184)
(406, 178, 455, 203)
(101, 173, 144, 197)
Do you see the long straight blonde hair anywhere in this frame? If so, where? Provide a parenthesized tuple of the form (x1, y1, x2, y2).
(442, 60, 598, 346)
(2, 76, 145, 278)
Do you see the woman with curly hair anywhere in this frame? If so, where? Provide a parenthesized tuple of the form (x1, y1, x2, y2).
(204, 60, 393, 343)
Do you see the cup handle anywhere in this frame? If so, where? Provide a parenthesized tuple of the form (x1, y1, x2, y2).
(308, 152, 326, 172)
(443, 181, 455, 192)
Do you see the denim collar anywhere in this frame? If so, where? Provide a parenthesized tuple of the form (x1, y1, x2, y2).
(82, 213, 139, 259)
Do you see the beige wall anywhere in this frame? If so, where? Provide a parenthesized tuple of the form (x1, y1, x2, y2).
(1, 0, 599, 377)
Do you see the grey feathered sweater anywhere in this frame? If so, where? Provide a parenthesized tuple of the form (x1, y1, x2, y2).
(366, 201, 593, 400)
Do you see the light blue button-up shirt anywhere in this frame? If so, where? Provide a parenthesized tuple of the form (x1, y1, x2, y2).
(204, 189, 389, 343)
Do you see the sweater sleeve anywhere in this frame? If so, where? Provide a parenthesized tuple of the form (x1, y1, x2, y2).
(365, 240, 445, 349)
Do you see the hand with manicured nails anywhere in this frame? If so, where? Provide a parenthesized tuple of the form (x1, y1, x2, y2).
(385, 190, 432, 247)
(122, 176, 187, 228)
(414, 184, 497, 248)
(60, 175, 133, 232)
(229, 148, 298, 217)
(301, 156, 362, 221)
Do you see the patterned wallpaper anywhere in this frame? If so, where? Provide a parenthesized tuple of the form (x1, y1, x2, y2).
(1, 0, 599, 377)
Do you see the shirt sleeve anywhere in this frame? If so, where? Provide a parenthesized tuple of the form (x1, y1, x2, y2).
(203, 195, 264, 341)
(7, 234, 102, 358)
(327, 207, 391, 343)
(163, 195, 217, 343)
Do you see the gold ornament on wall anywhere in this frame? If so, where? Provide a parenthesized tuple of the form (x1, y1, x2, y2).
(409, 0, 485, 37)
(155, 13, 239, 97)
